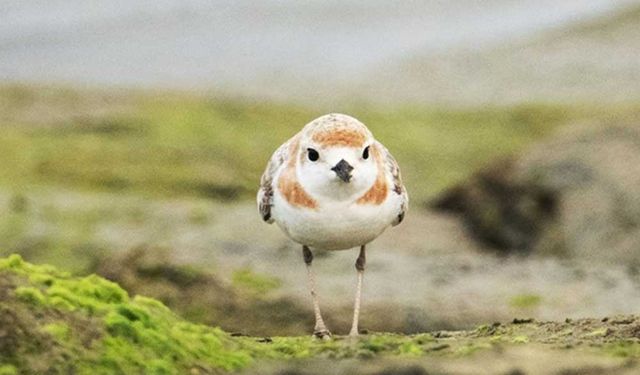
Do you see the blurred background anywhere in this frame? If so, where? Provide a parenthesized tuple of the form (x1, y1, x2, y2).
(2, 0, 640, 336)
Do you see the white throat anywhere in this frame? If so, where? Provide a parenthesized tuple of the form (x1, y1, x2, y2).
(297, 153, 378, 203)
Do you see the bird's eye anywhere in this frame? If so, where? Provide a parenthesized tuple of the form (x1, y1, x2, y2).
(307, 148, 319, 162)
(362, 146, 370, 160)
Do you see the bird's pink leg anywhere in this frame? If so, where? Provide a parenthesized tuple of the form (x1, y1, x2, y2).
(303, 246, 331, 340)
(349, 245, 366, 337)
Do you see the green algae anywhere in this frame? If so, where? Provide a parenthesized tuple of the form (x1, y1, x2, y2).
(42, 323, 71, 342)
(509, 294, 543, 309)
(0, 254, 251, 374)
(232, 268, 282, 296)
(604, 341, 640, 358)
(4, 254, 640, 374)
(2, 254, 488, 373)
(93, 247, 311, 336)
(586, 327, 611, 337)
(14, 286, 46, 305)
(1, 84, 615, 205)
(512, 335, 530, 344)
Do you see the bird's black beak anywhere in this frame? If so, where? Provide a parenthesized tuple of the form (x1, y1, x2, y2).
(331, 159, 354, 183)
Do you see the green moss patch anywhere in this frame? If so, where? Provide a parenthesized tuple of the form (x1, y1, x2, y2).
(232, 268, 282, 296)
(4, 254, 640, 374)
(509, 294, 543, 309)
(94, 247, 310, 336)
(0, 254, 250, 374)
(4, 85, 637, 204)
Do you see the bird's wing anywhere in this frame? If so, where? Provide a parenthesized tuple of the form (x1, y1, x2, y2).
(257, 139, 292, 223)
(378, 142, 408, 226)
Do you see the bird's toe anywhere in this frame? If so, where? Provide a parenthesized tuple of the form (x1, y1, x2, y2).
(313, 329, 332, 340)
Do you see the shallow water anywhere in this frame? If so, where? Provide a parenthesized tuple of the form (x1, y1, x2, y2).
(1, 0, 637, 91)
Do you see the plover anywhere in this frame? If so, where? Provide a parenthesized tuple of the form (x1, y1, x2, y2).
(257, 113, 408, 338)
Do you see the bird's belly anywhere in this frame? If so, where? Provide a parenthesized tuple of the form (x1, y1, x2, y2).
(272, 197, 399, 250)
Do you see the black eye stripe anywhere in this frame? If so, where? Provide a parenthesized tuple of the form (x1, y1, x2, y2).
(362, 146, 370, 160)
(307, 148, 319, 162)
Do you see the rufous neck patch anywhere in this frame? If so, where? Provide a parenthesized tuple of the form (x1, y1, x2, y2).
(312, 128, 366, 148)
(278, 137, 318, 209)
(357, 145, 388, 205)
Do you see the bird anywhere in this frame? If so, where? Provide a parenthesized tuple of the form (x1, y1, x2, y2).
(257, 113, 408, 339)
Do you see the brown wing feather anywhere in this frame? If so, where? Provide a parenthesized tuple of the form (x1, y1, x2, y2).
(257, 139, 291, 223)
(377, 142, 408, 226)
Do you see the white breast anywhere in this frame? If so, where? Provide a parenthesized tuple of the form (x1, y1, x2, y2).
(271, 188, 403, 250)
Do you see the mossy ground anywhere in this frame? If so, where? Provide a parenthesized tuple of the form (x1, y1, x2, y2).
(4, 84, 639, 204)
(2, 84, 639, 279)
(94, 247, 311, 336)
(3, 254, 640, 374)
(3, 85, 640, 374)
(0, 254, 250, 374)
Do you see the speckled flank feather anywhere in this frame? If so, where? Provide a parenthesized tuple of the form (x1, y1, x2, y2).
(378, 142, 408, 225)
(258, 137, 291, 222)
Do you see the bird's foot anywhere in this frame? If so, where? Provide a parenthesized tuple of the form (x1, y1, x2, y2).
(348, 328, 367, 339)
(312, 329, 332, 340)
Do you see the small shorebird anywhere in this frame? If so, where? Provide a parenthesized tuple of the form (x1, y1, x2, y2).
(257, 114, 408, 339)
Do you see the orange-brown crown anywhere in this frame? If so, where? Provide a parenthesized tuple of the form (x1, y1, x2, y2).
(304, 113, 371, 148)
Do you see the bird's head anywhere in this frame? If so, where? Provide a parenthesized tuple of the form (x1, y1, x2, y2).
(296, 114, 380, 201)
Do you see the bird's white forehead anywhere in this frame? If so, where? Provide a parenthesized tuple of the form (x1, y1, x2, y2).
(301, 113, 373, 148)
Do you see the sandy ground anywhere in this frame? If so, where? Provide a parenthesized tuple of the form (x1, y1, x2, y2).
(206, 202, 640, 330)
(4, 188, 640, 332)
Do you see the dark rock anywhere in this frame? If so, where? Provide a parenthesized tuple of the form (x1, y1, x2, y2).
(430, 124, 640, 262)
(431, 158, 557, 254)
(513, 318, 534, 324)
